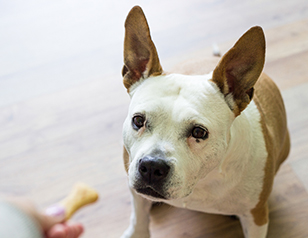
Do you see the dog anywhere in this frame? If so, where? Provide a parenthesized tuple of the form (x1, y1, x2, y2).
(121, 6, 290, 238)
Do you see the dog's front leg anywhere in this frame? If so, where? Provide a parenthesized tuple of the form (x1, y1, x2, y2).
(238, 207, 269, 238)
(121, 187, 152, 238)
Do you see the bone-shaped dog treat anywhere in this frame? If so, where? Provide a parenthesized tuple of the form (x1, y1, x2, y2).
(59, 183, 99, 220)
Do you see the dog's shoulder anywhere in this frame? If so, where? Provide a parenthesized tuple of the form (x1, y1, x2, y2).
(249, 73, 290, 225)
(253, 73, 290, 172)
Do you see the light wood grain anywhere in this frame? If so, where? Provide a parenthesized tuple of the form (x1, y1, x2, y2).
(1, 0, 308, 237)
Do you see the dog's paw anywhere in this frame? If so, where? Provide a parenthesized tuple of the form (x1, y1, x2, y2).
(120, 227, 150, 238)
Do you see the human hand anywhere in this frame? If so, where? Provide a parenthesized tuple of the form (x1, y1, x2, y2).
(8, 198, 84, 238)
(44, 204, 84, 238)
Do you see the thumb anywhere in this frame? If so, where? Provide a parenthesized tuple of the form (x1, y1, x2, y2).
(40, 205, 66, 231)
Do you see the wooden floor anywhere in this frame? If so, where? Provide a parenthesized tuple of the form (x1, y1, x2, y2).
(1, 0, 308, 237)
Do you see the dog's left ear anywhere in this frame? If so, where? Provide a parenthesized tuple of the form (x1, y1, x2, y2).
(122, 6, 163, 92)
(212, 26, 265, 116)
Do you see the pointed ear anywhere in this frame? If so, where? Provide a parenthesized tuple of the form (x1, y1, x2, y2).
(122, 6, 163, 92)
(212, 26, 265, 116)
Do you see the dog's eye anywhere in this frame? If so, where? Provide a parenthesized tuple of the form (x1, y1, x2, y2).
(132, 115, 145, 130)
(191, 126, 208, 140)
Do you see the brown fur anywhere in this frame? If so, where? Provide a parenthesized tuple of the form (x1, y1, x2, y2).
(250, 73, 290, 225)
(123, 146, 129, 173)
(212, 27, 265, 116)
(122, 6, 162, 92)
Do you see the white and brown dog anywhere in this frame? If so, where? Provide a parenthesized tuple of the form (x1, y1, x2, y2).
(121, 6, 290, 238)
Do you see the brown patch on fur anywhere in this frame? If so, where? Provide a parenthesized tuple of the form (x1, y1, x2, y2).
(212, 26, 265, 116)
(251, 73, 290, 226)
(123, 6, 162, 92)
(123, 146, 130, 173)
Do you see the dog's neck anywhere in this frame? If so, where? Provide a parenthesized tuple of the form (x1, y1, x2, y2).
(219, 99, 268, 179)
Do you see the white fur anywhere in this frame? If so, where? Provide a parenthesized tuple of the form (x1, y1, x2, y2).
(121, 188, 152, 238)
(165, 98, 268, 215)
(122, 73, 268, 238)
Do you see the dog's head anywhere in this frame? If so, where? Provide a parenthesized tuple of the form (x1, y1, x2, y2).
(122, 6, 265, 201)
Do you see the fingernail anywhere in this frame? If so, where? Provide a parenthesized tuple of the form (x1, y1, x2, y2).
(45, 204, 66, 218)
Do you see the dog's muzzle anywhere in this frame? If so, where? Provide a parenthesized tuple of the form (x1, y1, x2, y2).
(135, 156, 171, 199)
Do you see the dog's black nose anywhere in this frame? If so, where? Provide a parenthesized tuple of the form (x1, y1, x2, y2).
(138, 156, 170, 184)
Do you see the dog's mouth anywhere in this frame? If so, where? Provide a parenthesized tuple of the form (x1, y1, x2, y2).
(136, 187, 166, 199)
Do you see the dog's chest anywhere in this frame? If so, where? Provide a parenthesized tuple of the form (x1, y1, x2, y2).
(165, 172, 258, 215)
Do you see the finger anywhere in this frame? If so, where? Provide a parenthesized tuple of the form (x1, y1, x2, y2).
(65, 222, 84, 238)
(42, 205, 66, 230)
(46, 224, 67, 238)
(68, 223, 84, 238)
(47, 222, 84, 238)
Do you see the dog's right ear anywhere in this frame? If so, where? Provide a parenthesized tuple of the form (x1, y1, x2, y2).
(122, 6, 163, 92)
